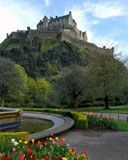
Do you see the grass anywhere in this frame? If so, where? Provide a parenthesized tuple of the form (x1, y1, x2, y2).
(72, 105, 128, 114)
(112, 119, 128, 131)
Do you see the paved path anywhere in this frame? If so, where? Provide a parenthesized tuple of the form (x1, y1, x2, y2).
(60, 129, 128, 160)
(22, 112, 74, 139)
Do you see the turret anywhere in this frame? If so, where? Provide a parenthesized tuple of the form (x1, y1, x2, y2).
(37, 16, 49, 30)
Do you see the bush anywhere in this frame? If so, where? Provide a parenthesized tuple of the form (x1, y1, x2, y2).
(71, 112, 88, 129)
(0, 132, 29, 144)
(87, 115, 113, 129)
(22, 108, 71, 116)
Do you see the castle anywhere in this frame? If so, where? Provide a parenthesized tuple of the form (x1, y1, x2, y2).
(9, 12, 113, 54)
(37, 11, 87, 42)
(10, 11, 87, 43)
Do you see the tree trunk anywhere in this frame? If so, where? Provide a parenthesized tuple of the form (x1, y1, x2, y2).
(104, 95, 109, 109)
(74, 97, 78, 108)
(1, 97, 4, 107)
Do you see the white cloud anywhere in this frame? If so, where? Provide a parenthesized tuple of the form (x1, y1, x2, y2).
(65, 0, 128, 49)
(84, 1, 127, 19)
(65, 5, 96, 42)
(0, 1, 43, 43)
(44, 0, 52, 6)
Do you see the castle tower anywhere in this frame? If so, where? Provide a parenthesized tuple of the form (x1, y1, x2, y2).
(37, 16, 49, 31)
(36, 12, 87, 42)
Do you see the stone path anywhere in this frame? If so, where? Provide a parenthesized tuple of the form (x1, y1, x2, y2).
(60, 129, 128, 160)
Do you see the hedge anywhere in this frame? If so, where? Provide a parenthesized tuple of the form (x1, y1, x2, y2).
(0, 132, 29, 144)
(23, 108, 88, 129)
(71, 112, 88, 129)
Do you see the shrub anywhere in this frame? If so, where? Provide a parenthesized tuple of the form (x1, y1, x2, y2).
(87, 115, 113, 129)
(0, 132, 29, 144)
(71, 112, 88, 129)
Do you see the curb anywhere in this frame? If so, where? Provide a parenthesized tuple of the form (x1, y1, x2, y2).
(22, 112, 74, 139)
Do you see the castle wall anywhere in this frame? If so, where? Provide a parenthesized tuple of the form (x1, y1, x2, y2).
(61, 32, 113, 54)
(68, 15, 76, 27)
(27, 30, 57, 41)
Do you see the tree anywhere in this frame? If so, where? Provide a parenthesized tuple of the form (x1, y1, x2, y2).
(35, 78, 52, 102)
(53, 65, 90, 108)
(26, 77, 52, 104)
(0, 57, 27, 106)
(88, 51, 128, 109)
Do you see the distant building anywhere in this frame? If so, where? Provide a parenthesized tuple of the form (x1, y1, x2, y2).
(8, 12, 113, 54)
(37, 11, 87, 41)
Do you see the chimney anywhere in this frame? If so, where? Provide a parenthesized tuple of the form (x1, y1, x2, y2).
(69, 11, 72, 15)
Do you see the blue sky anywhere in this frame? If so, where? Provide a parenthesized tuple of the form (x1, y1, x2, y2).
(0, 0, 128, 56)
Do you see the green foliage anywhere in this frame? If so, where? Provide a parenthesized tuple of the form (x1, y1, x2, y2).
(71, 112, 88, 129)
(36, 78, 52, 100)
(22, 107, 68, 115)
(0, 58, 28, 106)
(71, 105, 128, 114)
(26, 77, 52, 104)
(111, 119, 128, 131)
(52, 65, 90, 108)
(87, 115, 113, 129)
(47, 62, 59, 76)
(0, 38, 86, 78)
(0, 136, 89, 160)
(0, 33, 128, 108)
(0, 132, 29, 144)
(88, 51, 128, 108)
(41, 39, 59, 51)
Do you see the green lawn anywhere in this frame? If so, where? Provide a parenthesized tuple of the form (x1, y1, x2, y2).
(72, 105, 128, 114)
(112, 119, 128, 131)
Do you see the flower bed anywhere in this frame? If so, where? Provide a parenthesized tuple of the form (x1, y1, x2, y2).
(0, 134, 89, 160)
(84, 112, 113, 129)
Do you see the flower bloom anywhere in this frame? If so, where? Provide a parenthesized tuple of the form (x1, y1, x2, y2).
(14, 141, 18, 146)
(12, 147, 16, 152)
(84, 150, 88, 155)
(19, 140, 22, 143)
(31, 139, 35, 143)
(24, 141, 28, 144)
(20, 155, 25, 160)
(55, 137, 59, 141)
(11, 139, 15, 143)
(60, 157, 67, 160)
(49, 137, 53, 141)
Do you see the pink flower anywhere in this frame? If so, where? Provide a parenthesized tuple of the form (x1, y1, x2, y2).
(20, 155, 25, 160)
(12, 147, 16, 152)
(84, 150, 88, 155)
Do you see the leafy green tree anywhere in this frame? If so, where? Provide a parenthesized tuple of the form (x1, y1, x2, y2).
(35, 78, 52, 102)
(0, 57, 27, 106)
(53, 65, 90, 108)
(88, 51, 128, 109)
(26, 78, 52, 104)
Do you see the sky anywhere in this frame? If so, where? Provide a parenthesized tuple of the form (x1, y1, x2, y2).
(0, 0, 128, 57)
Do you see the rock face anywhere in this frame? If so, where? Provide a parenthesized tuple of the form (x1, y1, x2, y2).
(0, 12, 114, 78)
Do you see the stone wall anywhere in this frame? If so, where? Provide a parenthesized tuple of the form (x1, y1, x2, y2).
(61, 32, 113, 54)
(27, 30, 57, 41)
